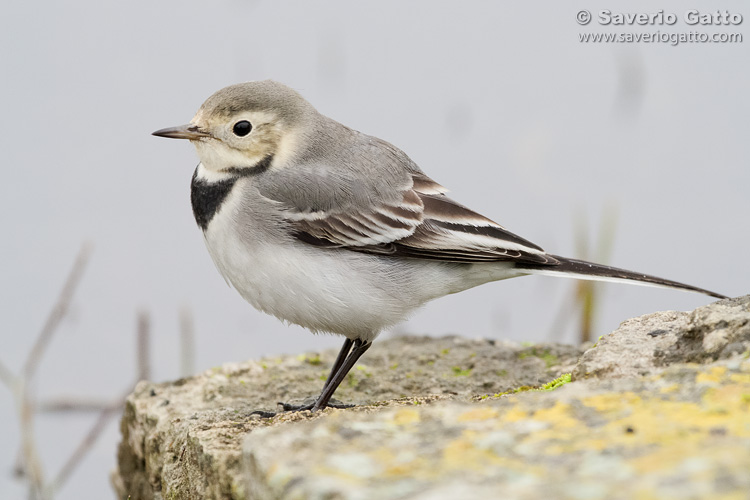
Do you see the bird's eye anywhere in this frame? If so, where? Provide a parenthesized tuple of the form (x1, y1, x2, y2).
(232, 120, 252, 137)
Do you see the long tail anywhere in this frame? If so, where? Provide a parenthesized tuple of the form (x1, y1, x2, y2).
(517, 254, 728, 300)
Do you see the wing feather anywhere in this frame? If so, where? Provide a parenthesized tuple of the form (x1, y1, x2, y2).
(283, 172, 555, 265)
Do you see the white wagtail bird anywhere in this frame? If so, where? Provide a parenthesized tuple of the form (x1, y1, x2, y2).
(153, 80, 727, 414)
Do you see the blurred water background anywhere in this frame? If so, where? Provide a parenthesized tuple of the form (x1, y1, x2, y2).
(1, 1, 747, 498)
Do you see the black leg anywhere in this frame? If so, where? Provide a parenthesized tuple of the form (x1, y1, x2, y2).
(254, 337, 371, 417)
(312, 339, 372, 412)
(278, 338, 355, 412)
(322, 338, 353, 389)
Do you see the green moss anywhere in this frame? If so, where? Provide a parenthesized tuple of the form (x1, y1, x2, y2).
(390, 363, 399, 370)
(509, 385, 536, 395)
(344, 366, 371, 387)
(519, 347, 559, 368)
(440, 348, 451, 356)
(540, 373, 572, 391)
(486, 385, 534, 397)
(451, 366, 472, 377)
(491, 373, 572, 397)
(300, 353, 322, 365)
(355, 365, 372, 377)
(230, 479, 245, 499)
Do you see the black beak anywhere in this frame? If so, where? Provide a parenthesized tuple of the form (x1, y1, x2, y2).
(152, 124, 211, 140)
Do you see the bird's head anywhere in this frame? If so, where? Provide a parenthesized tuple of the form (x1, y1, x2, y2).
(153, 80, 315, 174)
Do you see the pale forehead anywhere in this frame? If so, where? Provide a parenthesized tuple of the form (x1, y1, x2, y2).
(197, 80, 314, 123)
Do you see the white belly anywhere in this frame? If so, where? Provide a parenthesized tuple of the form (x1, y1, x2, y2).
(200, 181, 519, 341)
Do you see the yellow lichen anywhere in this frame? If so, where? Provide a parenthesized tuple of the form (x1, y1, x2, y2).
(658, 384, 680, 394)
(502, 406, 528, 422)
(696, 365, 727, 384)
(391, 408, 421, 426)
(457, 407, 499, 422)
(442, 437, 503, 471)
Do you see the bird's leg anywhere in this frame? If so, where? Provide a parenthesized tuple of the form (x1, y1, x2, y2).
(278, 338, 354, 412)
(253, 338, 371, 417)
(322, 338, 354, 389)
(311, 339, 372, 412)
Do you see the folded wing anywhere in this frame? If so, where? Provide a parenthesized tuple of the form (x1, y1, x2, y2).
(285, 173, 557, 266)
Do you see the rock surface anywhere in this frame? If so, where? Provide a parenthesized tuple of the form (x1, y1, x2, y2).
(113, 296, 750, 500)
(572, 296, 750, 380)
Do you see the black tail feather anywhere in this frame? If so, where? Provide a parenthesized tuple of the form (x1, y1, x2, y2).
(517, 254, 728, 300)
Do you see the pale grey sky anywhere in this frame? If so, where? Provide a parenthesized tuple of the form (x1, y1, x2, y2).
(1, 1, 747, 498)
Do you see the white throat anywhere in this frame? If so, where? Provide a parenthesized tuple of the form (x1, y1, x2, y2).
(194, 162, 235, 183)
(192, 140, 268, 173)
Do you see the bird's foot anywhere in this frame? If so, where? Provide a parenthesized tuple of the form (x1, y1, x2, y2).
(280, 398, 355, 412)
(250, 397, 354, 418)
(250, 409, 281, 419)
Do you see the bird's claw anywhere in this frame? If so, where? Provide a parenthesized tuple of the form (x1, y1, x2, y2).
(251, 398, 356, 418)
